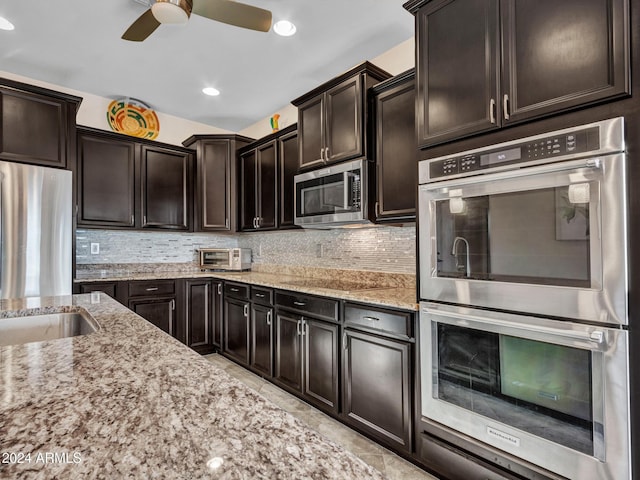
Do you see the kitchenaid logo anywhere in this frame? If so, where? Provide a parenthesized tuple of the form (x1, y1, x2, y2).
(487, 426, 521, 447)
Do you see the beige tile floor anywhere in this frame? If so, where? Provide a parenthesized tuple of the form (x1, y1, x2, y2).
(205, 353, 438, 480)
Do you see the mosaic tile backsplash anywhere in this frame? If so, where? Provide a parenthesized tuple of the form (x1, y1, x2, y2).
(76, 225, 416, 274)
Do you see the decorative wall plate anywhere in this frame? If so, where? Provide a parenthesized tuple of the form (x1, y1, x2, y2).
(107, 98, 160, 139)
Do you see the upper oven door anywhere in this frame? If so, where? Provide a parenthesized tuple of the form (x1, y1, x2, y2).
(419, 154, 627, 325)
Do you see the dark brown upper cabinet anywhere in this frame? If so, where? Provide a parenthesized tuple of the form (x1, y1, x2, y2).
(292, 62, 391, 170)
(182, 134, 253, 232)
(371, 70, 417, 223)
(239, 139, 278, 231)
(77, 127, 194, 231)
(0, 78, 81, 169)
(277, 125, 299, 229)
(141, 144, 192, 230)
(405, 0, 630, 148)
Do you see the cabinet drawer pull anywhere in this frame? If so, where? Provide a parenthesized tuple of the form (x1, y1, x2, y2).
(145, 287, 159, 292)
(503, 94, 510, 120)
(489, 98, 496, 124)
(230, 287, 240, 292)
(255, 293, 265, 298)
(363, 316, 380, 322)
(243, 304, 249, 317)
(293, 301, 306, 307)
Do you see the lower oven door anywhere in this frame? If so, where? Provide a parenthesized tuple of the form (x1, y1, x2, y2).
(420, 301, 630, 480)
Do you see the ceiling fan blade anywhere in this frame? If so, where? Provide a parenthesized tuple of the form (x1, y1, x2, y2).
(192, 0, 272, 32)
(122, 9, 161, 41)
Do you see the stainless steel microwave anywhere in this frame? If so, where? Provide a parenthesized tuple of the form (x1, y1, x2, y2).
(199, 248, 251, 271)
(294, 158, 372, 228)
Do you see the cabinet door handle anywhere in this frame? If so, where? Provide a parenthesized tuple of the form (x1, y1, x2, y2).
(301, 318, 306, 336)
(256, 217, 261, 228)
(296, 319, 301, 336)
(145, 287, 159, 292)
(363, 316, 380, 322)
(343, 331, 348, 351)
(131, 215, 135, 226)
(503, 94, 510, 120)
(375, 201, 379, 218)
(489, 98, 496, 124)
(293, 301, 306, 307)
(243, 304, 249, 317)
(143, 215, 147, 225)
(324, 147, 329, 162)
(225, 218, 229, 228)
(217, 284, 222, 295)
(266, 310, 272, 326)
(170, 299, 175, 310)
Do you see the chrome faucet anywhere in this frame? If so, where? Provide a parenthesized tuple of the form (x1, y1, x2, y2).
(451, 236, 471, 278)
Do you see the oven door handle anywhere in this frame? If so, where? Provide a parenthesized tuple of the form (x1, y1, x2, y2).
(426, 307, 609, 351)
(424, 157, 602, 191)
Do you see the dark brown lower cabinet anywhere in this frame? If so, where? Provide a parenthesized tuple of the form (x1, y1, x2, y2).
(342, 329, 413, 453)
(211, 280, 223, 350)
(183, 279, 217, 355)
(250, 304, 274, 376)
(224, 297, 250, 366)
(129, 296, 176, 336)
(274, 310, 339, 415)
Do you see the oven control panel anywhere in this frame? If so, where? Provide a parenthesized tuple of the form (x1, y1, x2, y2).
(429, 126, 600, 180)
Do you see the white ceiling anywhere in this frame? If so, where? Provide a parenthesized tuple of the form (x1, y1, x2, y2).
(0, 0, 414, 132)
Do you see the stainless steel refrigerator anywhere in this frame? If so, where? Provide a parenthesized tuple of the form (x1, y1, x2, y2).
(0, 160, 72, 299)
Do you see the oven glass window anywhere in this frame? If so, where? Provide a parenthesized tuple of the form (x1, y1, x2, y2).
(436, 323, 593, 454)
(202, 251, 230, 263)
(435, 185, 592, 287)
(296, 171, 359, 217)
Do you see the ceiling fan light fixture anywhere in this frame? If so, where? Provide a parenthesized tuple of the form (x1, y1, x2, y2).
(151, 1, 190, 24)
(0, 16, 15, 31)
(202, 87, 220, 96)
(273, 20, 296, 37)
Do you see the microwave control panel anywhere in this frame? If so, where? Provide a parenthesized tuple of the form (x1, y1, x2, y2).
(429, 126, 600, 180)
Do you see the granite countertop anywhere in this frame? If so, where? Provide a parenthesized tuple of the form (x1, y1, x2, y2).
(0, 294, 388, 479)
(75, 269, 419, 312)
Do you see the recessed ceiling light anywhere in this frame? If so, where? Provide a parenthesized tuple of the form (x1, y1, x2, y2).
(273, 20, 296, 37)
(0, 16, 15, 31)
(202, 87, 220, 97)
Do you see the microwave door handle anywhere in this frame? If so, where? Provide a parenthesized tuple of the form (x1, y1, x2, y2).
(343, 171, 350, 209)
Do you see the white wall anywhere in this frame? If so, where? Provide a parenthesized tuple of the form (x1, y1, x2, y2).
(239, 37, 415, 139)
(0, 70, 233, 146)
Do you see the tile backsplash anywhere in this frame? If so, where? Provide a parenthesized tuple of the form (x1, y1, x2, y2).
(76, 225, 416, 274)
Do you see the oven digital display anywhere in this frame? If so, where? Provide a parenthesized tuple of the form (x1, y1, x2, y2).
(480, 147, 521, 166)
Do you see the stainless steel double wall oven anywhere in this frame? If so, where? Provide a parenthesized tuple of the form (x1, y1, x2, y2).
(418, 117, 630, 480)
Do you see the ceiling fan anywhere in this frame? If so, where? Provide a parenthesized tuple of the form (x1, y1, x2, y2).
(122, 0, 272, 42)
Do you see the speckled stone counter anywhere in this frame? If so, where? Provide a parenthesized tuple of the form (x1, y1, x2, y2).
(0, 294, 388, 479)
(75, 264, 418, 311)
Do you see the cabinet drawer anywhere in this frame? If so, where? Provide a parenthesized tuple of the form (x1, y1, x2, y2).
(344, 303, 413, 338)
(128, 280, 175, 297)
(275, 291, 339, 322)
(251, 286, 273, 305)
(224, 282, 249, 300)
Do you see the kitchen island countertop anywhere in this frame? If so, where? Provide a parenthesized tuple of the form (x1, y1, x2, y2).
(0, 294, 387, 479)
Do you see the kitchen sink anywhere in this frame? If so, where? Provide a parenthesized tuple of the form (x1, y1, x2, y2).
(0, 309, 100, 346)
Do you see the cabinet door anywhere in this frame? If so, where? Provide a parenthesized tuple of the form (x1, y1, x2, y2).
(141, 145, 192, 230)
(278, 130, 299, 229)
(298, 95, 325, 170)
(239, 150, 257, 231)
(78, 281, 117, 299)
(274, 312, 303, 392)
(343, 329, 413, 453)
(184, 279, 214, 354)
(416, 0, 500, 147)
(0, 87, 69, 168)
(129, 296, 176, 336)
(500, 0, 630, 124)
(303, 319, 339, 414)
(375, 78, 417, 222)
(212, 280, 223, 349)
(196, 139, 232, 230)
(77, 133, 136, 228)
(325, 76, 363, 164)
(256, 140, 277, 230)
(223, 297, 250, 366)
(251, 304, 273, 377)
